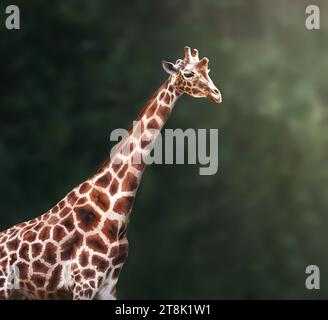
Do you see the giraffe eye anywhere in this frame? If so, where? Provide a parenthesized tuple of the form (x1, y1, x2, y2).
(183, 71, 194, 78)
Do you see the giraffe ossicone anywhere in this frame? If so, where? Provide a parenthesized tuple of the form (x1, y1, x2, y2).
(0, 47, 222, 300)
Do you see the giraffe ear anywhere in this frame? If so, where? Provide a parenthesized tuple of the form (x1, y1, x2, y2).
(162, 60, 177, 75)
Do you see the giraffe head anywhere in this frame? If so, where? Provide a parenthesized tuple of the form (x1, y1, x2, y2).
(162, 46, 222, 104)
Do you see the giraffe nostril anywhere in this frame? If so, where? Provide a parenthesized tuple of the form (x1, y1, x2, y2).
(213, 88, 219, 94)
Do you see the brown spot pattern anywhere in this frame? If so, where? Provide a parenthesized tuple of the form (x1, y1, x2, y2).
(19, 243, 29, 261)
(53, 225, 67, 242)
(113, 196, 134, 215)
(91, 255, 109, 273)
(95, 172, 112, 188)
(109, 178, 119, 196)
(79, 182, 92, 194)
(140, 138, 151, 149)
(23, 230, 37, 242)
(17, 262, 29, 280)
(7, 238, 19, 251)
(90, 189, 110, 212)
(31, 243, 42, 258)
(61, 231, 83, 260)
(132, 162, 145, 171)
(48, 216, 59, 225)
(79, 250, 89, 267)
(147, 119, 160, 130)
(117, 164, 128, 179)
(146, 101, 158, 118)
(122, 172, 138, 192)
(32, 260, 49, 273)
(67, 191, 78, 206)
(86, 235, 107, 254)
(76, 197, 88, 205)
(102, 219, 118, 243)
(59, 207, 71, 218)
(112, 244, 129, 265)
(82, 269, 95, 279)
(112, 268, 121, 279)
(42, 242, 57, 264)
(38, 226, 51, 241)
(31, 274, 46, 288)
(74, 205, 100, 232)
(157, 106, 171, 121)
(61, 214, 75, 232)
(47, 265, 63, 291)
(164, 93, 171, 104)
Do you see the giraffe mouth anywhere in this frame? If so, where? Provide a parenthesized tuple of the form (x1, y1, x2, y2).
(208, 90, 222, 105)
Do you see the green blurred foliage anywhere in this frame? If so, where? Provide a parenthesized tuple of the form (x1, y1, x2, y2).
(0, 0, 328, 299)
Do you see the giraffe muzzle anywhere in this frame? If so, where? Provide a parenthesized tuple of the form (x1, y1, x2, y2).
(208, 87, 222, 105)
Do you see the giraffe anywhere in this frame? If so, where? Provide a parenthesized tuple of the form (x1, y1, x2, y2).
(0, 47, 222, 300)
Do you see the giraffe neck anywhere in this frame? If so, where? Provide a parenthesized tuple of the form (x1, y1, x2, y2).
(90, 75, 181, 219)
(115, 76, 180, 166)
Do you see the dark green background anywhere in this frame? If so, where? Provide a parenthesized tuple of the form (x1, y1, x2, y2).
(1, 0, 327, 299)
